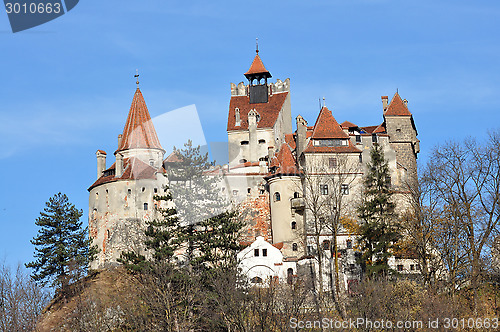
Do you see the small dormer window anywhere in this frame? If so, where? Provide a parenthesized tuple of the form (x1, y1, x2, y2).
(254, 249, 259, 257)
(256, 114, 261, 122)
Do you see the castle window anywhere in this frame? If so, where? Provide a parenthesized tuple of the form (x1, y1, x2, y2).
(294, 192, 300, 198)
(256, 114, 261, 122)
(396, 128, 401, 133)
(329, 158, 337, 168)
(320, 184, 328, 195)
(291, 221, 296, 229)
(154, 188, 158, 193)
(233, 190, 238, 196)
(410, 264, 415, 271)
(95, 192, 99, 200)
(254, 248, 259, 257)
(287, 268, 293, 285)
(346, 240, 352, 249)
(128, 189, 131, 195)
(251, 276, 262, 284)
(247, 188, 251, 194)
(258, 139, 266, 144)
(239, 159, 247, 164)
(372, 134, 378, 143)
(356, 135, 361, 143)
(292, 243, 298, 251)
(359, 154, 363, 163)
(150, 160, 154, 166)
(260, 189, 265, 195)
(274, 192, 281, 202)
(144, 203, 148, 210)
(240, 141, 249, 145)
(262, 249, 267, 257)
(142, 187, 146, 192)
(341, 184, 349, 195)
(397, 265, 404, 272)
(107, 230, 110, 238)
(322, 240, 331, 250)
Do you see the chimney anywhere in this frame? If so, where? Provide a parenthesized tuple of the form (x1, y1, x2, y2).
(248, 110, 258, 162)
(296, 115, 307, 158)
(268, 146, 275, 159)
(116, 153, 124, 178)
(235, 108, 241, 126)
(96, 150, 107, 179)
(381, 96, 389, 112)
(118, 134, 123, 149)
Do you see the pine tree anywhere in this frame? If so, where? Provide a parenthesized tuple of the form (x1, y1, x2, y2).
(26, 193, 97, 291)
(357, 144, 401, 277)
(119, 189, 182, 271)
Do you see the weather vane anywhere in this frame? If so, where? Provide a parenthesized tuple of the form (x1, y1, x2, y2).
(256, 38, 259, 54)
(134, 69, 139, 87)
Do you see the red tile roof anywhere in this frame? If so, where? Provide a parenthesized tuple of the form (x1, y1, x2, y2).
(97, 150, 107, 155)
(269, 143, 300, 175)
(341, 121, 357, 128)
(244, 53, 271, 77)
(284, 133, 296, 150)
(385, 92, 412, 116)
(164, 150, 184, 163)
(310, 107, 350, 139)
(360, 125, 378, 133)
(117, 88, 164, 153)
(88, 157, 160, 191)
(373, 123, 386, 133)
(303, 140, 362, 154)
(227, 92, 289, 131)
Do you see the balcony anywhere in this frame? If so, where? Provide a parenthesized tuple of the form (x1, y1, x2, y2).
(291, 197, 305, 210)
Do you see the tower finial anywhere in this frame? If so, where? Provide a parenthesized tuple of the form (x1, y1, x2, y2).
(135, 69, 139, 88)
(323, 96, 326, 108)
(256, 38, 259, 54)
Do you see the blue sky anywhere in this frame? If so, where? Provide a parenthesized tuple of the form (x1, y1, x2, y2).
(1, 0, 500, 267)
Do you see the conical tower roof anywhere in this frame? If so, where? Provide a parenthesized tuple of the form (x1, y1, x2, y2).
(116, 88, 164, 153)
(244, 52, 272, 79)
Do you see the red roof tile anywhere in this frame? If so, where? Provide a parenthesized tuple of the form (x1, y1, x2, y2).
(341, 121, 357, 128)
(303, 140, 362, 154)
(244, 53, 271, 77)
(269, 143, 300, 175)
(385, 92, 412, 116)
(360, 125, 378, 133)
(310, 107, 350, 139)
(164, 150, 184, 163)
(97, 150, 107, 155)
(284, 133, 296, 150)
(88, 157, 159, 191)
(373, 123, 386, 133)
(227, 92, 289, 131)
(117, 88, 164, 152)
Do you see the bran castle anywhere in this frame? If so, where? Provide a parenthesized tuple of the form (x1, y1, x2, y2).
(88, 50, 420, 291)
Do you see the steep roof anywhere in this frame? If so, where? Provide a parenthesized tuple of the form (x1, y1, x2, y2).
(303, 140, 362, 154)
(227, 92, 289, 131)
(269, 143, 300, 175)
(385, 92, 412, 116)
(88, 157, 162, 191)
(244, 53, 271, 78)
(310, 107, 350, 139)
(117, 88, 164, 153)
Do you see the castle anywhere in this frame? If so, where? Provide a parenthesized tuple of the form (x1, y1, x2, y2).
(88, 50, 420, 289)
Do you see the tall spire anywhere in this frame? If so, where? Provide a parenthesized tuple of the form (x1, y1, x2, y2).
(256, 37, 259, 54)
(116, 88, 164, 153)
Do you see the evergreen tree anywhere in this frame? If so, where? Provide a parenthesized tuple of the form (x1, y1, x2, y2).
(119, 189, 182, 271)
(26, 193, 97, 291)
(357, 144, 401, 277)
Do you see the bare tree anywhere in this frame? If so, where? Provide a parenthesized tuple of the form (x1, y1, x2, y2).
(299, 154, 361, 315)
(424, 130, 500, 311)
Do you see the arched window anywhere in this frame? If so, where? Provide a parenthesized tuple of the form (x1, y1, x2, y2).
(291, 221, 297, 230)
(294, 192, 300, 198)
(144, 203, 148, 211)
(274, 192, 281, 202)
(292, 243, 298, 251)
(251, 276, 263, 284)
(346, 240, 352, 249)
